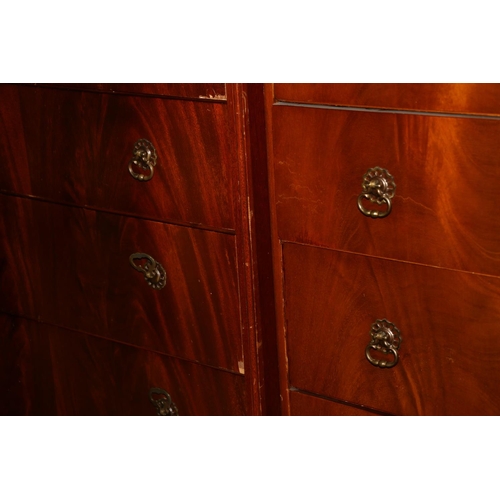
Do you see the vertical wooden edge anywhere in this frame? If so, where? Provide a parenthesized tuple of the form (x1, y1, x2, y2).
(264, 84, 291, 416)
(245, 84, 281, 416)
(226, 84, 262, 415)
(226, 83, 282, 415)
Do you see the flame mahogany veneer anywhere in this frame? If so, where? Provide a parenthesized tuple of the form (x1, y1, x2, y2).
(0, 83, 278, 415)
(0, 314, 245, 416)
(3, 83, 500, 415)
(270, 84, 500, 415)
(0, 85, 233, 230)
(0, 196, 242, 371)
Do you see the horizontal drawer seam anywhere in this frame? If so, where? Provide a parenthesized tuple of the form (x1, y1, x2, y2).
(0, 191, 236, 235)
(0, 311, 245, 377)
(289, 387, 393, 416)
(280, 239, 500, 280)
(13, 83, 228, 103)
(274, 100, 500, 120)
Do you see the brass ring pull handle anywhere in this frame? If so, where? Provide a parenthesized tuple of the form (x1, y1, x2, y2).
(365, 319, 402, 369)
(128, 139, 157, 181)
(129, 253, 166, 290)
(357, 167, 396, 219)
(149, 388, 179, 416)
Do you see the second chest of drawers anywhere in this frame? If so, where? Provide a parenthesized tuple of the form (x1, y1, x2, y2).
(269, 84, 500, 415)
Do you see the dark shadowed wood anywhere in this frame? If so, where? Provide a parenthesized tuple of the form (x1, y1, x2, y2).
(0, 195, 242, 372)
(0, 314, 33, 415)
(0, 84, 234, 229)
(289, 390, 382, 416)
(0, 196, 40, 318)
(283, 243, 500, 416)
(274, 84, 500, 116)
(0, 314, 245, 416)
(274, 105, 500, 276)
(34, 83, 227, 100)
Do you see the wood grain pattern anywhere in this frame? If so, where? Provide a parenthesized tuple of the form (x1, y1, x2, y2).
(274, 84, 500, 115)
(0, 84, 234, 229)
(0, 195, 242, 371)
(284, 243, 500, 416)
(0, 314, 245, 416)
(0, 196, 40, 318)
(274, 105, 500, 275)
(289, 390, 382, 416)
(34, 83, 227, 100)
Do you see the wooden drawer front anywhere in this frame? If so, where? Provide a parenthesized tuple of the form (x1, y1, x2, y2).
(37, 83, 226, 100)
(274, 105, 500, 275)
(274, 84, 500, 115)
(290, 391, 381, 416)
(0, 196, 242, 372)
(283, 243, 500, 416)
(0, 85, 233, 229)
(0, 315, 245, 416)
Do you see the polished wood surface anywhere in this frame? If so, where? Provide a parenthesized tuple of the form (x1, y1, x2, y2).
(0, 84, 234, 229)
(283, 243, 500, 415)
(0, 314, 245, 416)
(274, 105, 500, 275)
(289, 390, 382, 416)
(0, 195, 242, 371)
(274, 84, 500, 115)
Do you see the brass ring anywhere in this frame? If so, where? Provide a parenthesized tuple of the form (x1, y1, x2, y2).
(128, 159, 154, 182)
(128, 139, 156, 182)
(129, 252, 155, 272)
(149, 387, 172, 407)
(357, 193, 392, 219)
(129, 253, 166, 290)
(365, 344, 399, 369)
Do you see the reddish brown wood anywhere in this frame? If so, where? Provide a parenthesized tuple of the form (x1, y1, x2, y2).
(236, 84, 281, 415)
(0, 195, 242, 372)
(33, 83, 226, 101)
(283, 243, 500, 416)
(0, 314, 245, 416)
(226, 84, 266, 415)
(0, 84, 234, 230)
(264, 84, 291, 416)
(289, 390, 382, 416)
(274, 105, 500, 276)
(274, 84, 500, 116)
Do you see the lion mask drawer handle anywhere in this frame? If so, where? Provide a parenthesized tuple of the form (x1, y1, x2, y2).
(149, 388, 179, 416)
(129, 253, 166, 290)
(128, 139, 157, 181)
(365, 319, 402, 368)
(357, 167, 396, 218)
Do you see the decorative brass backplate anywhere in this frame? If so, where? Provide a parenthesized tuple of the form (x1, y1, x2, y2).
(365, 319, 402, 369)
(357, 167, 396, 218)
(149, 388, 179, 416)
(129, 253, 166, 290)
(128, 139, 157, 181)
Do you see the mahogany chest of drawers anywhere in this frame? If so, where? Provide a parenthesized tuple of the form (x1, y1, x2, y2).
(2, 83, 500, 415)
(0, 83, 278, 415)
(269, 83, 500, 415)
